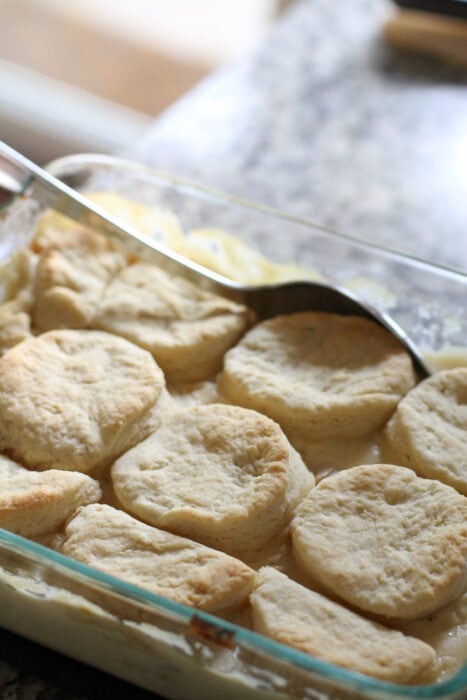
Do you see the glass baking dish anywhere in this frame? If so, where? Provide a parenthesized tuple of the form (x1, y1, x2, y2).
(0, 153, 465, 700)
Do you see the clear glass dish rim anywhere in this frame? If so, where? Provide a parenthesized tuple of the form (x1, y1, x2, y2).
(0, 153, 465, 698)
(0, 529, 465, 698)
(44, 152, 467, 282)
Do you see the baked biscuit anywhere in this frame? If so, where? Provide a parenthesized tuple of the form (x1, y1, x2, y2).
(0, 307, 31, 357)
(0, 249, 36, 357)
(250, 567, 435, 683)
(0, 454, 101, 536)
(218, 312, 416, 440)
(291, 464, 467, 620)
(0, 329, 169, 473)
(31, 210, 105, 253)
(62, 504, 255, 613)
(93, 262, 252, 383)
(112, 404, 314, 553)
(0, 247, 37, 313)
(32, 224, 127, 331)
(382, 368, 467, 495)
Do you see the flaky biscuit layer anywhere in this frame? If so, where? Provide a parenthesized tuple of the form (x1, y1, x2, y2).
(94, 262, 252, 383)
(250, 567, 435, 683)
(383, 368, 467, 495)
(218, 312, 416, 440)
(112, 404, 314, 553)
(291, 464, 467, 620)
(62, 504, 255, 613)
(0, 329, 167, 474)
(0, 454, 101, 536)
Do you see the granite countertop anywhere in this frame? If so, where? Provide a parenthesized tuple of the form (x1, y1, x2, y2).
(1, 1, 466, 698)
(129, 0, 467, 273)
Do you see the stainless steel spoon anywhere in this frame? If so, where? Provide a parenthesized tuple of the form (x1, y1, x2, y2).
(0, 141, 430, 377)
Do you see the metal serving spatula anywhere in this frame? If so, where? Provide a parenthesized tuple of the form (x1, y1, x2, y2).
(0, 140, 430, 377)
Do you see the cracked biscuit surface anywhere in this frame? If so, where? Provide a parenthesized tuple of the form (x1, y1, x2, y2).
(383, 368, 467, 495)
(112, 404, 314, 553)
(291, 464, 467, 620)
(250, 567, 435, 683)
(62, 504, 255, 613)
(0, 329, 168, 474)
(218, 312, 416, 440)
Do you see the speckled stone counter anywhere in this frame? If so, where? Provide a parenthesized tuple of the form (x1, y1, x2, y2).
(1, 1, 466, 699)
(129, 0, 467, 273)
(0, 628, 159, 699)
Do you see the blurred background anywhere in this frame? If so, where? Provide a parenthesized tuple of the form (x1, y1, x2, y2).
(0, 0, 293, 163)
